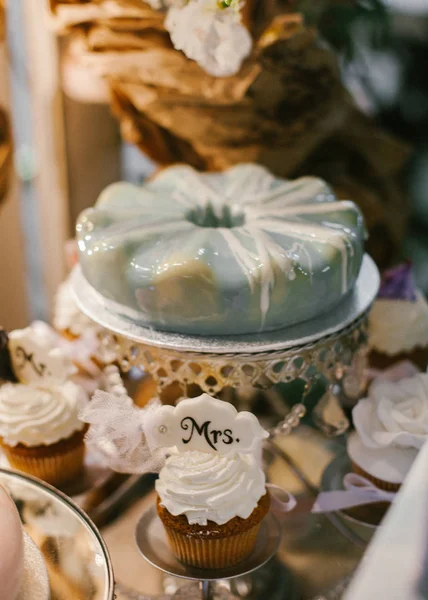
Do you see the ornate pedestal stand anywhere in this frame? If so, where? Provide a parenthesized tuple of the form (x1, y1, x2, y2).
(72, 255, 379, 436)
(133, 505, 287, 600)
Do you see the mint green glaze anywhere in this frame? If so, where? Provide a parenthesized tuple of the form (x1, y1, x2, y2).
(76, 164, 366, 335)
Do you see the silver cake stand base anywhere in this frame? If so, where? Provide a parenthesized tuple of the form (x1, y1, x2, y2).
(72, 255, 379, 436)
(131, 505, 294, 600)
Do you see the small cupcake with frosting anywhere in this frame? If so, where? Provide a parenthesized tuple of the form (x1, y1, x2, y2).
(347, 373, 428, 491)
(81, 392, 272, 569)
(369, 263, 428, 371)
(54, 277, 116, 368)
(156, 450, 270, 568)
(54, 277, 93, 342)
(0, 322, 88, 486)
(150, 395, 271, 569)
(0, 382, 87, 487)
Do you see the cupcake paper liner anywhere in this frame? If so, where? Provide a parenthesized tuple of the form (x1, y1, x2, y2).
(352, 461, 401, 493)
(369, 347, 428, 372)
(157, 493, 270, 569)
(1, 429, 86, 487)
(164, 522, 261, 569)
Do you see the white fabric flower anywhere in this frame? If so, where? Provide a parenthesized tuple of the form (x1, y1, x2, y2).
(165, 0, 252, 77)
(353, 374, 428, 451)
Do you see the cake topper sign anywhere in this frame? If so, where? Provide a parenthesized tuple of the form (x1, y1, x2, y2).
(8, 322, 77, 385)
(80, 392, 269, 474)
(146, 395, 269, 454)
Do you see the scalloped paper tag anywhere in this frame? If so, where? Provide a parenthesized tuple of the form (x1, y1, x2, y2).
(146, 394, 269, 454)
(8, 322, 76, 385)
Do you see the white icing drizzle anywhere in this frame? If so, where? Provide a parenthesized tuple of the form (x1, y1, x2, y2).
(290, 241, 313, 284)
(219, 226, 293, 327)
(219, 229, 257, 293)
(245, 226, 292, 326)
(239, 177, 332, 208)
(225, 165, 276, 201)
(81, 164, 363, 328)
(170, 167, 223, 207)
(248, 199, 356, 218)
(257, 219, 353, 293)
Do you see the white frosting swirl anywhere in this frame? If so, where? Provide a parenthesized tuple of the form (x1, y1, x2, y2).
(0, 382, 87, 447)
(156, 450, 266, 525)
(369, 290, 428, 355)
(54, 279, 95, 337)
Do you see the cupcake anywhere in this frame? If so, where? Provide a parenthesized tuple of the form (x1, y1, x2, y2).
(54, 277, 93, 342)
(8, 321, 76, 386)
(0, 381, 87, 487)
(156, 450, 270, 568)
(81, 391, 272, 567)
(369, 263, 428, 371)
(53, 276, 116, 368)
(347, 373, 428, 492)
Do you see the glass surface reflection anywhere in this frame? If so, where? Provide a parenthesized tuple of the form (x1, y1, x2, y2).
(0, 468, 114, 600)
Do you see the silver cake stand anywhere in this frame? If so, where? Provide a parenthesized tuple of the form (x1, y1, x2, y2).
(133, 505, 284, 600)
(72, 254, 379, 436)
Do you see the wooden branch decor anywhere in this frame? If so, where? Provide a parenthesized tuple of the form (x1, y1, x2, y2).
(48, 0, 410, 267)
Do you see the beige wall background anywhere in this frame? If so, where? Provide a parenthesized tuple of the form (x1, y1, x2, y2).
(0, 180, 29, 330)
(0, 39, 28, 330)
(0, 1, 121, 331)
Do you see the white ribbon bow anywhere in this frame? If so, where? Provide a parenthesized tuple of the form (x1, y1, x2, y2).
(312, 473, 396, 513)
(266, 484, 297, 515)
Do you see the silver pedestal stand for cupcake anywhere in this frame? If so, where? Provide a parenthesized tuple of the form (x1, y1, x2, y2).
(72, 254, 379, 437)
(133, 505, 286, 600)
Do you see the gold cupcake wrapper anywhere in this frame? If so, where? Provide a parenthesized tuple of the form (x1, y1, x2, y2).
(164, 523, 261, 569)
(2, 438, 85, 487)
(352, 462, 401, 493)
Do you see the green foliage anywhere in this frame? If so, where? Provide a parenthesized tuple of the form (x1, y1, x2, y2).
(217, 0, 241, 10)
(297, 0, 391, 60)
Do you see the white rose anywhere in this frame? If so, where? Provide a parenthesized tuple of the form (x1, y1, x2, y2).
(353, 373, 428, 451)
(165, 0, 252, 77)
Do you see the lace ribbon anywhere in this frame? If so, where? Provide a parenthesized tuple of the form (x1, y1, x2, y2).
(80, 391, 167, 474)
